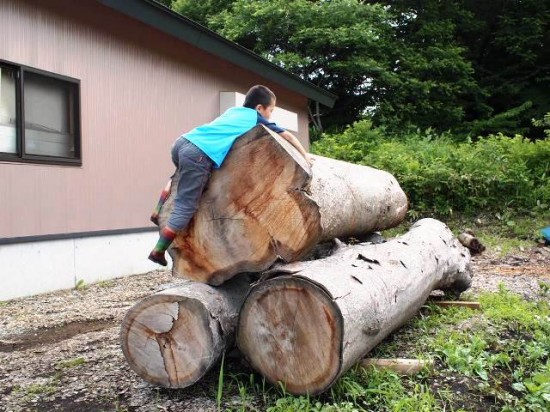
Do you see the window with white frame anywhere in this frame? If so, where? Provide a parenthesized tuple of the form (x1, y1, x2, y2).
(0, 61, 81, 165)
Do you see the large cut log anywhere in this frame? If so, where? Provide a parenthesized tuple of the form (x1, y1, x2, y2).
(236, 218, 472, 396)
(120, 275, 252, 388)
(159, 125, 408, 285)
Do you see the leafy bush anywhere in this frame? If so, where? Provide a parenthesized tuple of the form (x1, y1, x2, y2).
(312, 121, 550, 217)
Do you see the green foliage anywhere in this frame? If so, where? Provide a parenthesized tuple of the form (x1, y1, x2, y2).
(435, 332, 507, 381)
(171, 0, 234, 26)
(396, 287, 550, 411)
(74, 279, 87, 290)
(206, 0, 394, 130)
(513, 370, 550, 410)
(262, 367, 440, 412)
(169, 0, 550, 136)
(385, 0, 550, 138)
(217, 352, 225, 411)
(312, 121, 550, 217)
(172, 0, 480, 132)
(479, 285, 550, 333)
(332, 367, 439, 411)
(464, 101, 534, 137)
(533, 113, 550, 139)
(372, 0, 478, 134)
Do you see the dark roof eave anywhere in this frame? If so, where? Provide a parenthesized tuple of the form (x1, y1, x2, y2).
(95, 0, 337, 108)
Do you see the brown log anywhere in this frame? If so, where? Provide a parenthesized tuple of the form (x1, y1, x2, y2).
(310, 156, 408, 241)
(120, 275, 253, 388)
(159, 125, 408, 285)
(236, 218, 472, 395)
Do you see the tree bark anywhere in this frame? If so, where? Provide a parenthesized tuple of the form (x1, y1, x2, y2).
(120, 275, 253, 388)
(310, 155, 408, 241)
(236, 218, 472, 396)
(159, 125, 408, 285)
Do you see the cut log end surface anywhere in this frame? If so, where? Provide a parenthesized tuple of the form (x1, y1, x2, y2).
(162, 125, 322, 285)
(121, 294, 213, 387)
(237, 276, 342, 395)
(159, 125, 408, 285)
(120, 277, 252, 388)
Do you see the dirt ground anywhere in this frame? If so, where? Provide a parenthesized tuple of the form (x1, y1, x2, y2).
(1, 245, 548, 412)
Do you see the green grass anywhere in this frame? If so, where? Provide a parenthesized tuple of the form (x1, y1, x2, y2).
(213, 284, 549, 412)
(74, 279, 87, 290)
(97, 280, 116, 288)
(55, 357, 86, 369)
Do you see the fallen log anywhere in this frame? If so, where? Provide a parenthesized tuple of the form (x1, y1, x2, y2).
(310, 156, 407, 241)
(159, 125, 408, 285)
(120, 275, 253, 388)
(237, 218, 472, 395)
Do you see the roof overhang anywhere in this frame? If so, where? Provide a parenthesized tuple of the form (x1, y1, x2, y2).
(95, 0, 337, 108)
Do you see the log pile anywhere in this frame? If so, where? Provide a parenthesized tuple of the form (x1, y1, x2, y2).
(121, 125, 473, 395)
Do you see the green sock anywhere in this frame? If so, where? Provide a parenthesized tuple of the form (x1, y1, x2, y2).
(153, 226, 177, 254)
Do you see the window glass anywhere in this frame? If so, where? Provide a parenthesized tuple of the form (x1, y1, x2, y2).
(24, 72, 77, 158)
(0, 66, 17, 153)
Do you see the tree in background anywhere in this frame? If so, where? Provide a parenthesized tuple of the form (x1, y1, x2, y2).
(371, 0, 478, 134)
(385, 0, 550, 137)
(183, 0, 397, 132)
(458, 0, 550, 137)
(169, 0, 234, 26)
(167, 0, 550, 138)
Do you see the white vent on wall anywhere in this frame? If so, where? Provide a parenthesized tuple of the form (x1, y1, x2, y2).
(220, 92, 298, 132)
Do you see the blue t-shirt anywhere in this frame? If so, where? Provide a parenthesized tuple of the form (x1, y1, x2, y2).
(184, 106, 285, 168)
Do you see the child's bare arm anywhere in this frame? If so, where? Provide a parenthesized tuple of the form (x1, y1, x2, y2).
(279, 130, 315, 166)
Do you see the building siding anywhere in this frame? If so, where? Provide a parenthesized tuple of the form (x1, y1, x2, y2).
(0, 0, 310, 239)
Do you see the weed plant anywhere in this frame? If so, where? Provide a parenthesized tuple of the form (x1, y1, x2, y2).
(311, 121, 550, 219)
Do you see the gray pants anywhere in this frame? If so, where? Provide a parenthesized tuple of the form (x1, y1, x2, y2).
(167, 137, 214, 231)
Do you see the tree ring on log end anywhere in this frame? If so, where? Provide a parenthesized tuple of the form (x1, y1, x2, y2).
(120, 294, 215, 388)
(237, 276, 343, 395)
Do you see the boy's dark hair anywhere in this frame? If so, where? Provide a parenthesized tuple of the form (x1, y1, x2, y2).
(243, 85, 276, 109)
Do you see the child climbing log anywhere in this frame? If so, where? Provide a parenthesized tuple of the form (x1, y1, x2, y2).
(158, 125, 408, 285)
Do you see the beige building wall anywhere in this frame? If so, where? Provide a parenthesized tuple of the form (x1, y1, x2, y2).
(0, 0, 310, 239)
